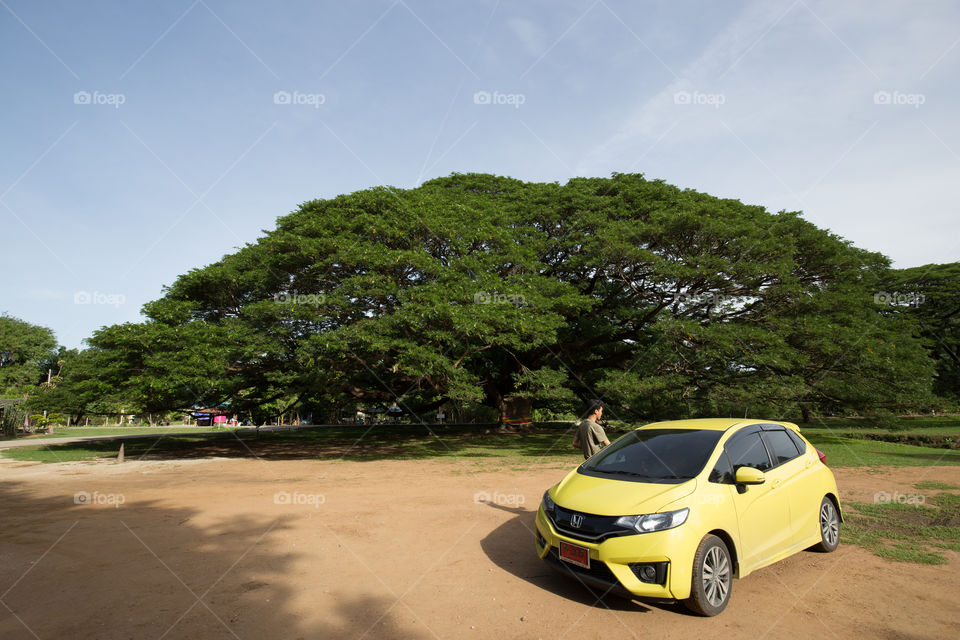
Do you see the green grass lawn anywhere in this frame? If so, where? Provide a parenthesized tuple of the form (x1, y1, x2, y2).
(801, 415, 960, 434)
(842, 491, 960, 564)
(801, 432, 960, 467)
(4, 422, 960, 467)
(0, 425, 579, 464)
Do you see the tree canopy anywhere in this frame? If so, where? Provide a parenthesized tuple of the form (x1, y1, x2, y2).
(63, 173, 940, 423)
(883, 262, 960, 402)
(0, 315, 57, 397)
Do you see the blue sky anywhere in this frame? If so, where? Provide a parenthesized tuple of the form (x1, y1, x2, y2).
(2, 0, 958, 349)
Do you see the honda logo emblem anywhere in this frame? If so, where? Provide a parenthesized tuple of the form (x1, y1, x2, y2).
(570, 514, 583, 528)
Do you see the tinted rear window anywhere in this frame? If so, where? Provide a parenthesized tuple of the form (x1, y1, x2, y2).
(786, 428, 807, 454)
(762, 429, 801, 466)
(580, 429, 723, 484)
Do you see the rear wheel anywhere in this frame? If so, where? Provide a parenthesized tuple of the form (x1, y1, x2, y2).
(684, 534, 732, 616)
(812, 496, 840, 552)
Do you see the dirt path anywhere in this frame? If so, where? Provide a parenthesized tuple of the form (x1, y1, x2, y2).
(1, 457, 957, 639)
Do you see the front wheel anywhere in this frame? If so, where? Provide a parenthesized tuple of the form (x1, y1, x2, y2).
(684, 534, 732, 616)
(812, 496, 840, 552)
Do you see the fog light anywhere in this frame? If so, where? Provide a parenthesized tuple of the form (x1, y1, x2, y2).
(629, 561, 668, 585)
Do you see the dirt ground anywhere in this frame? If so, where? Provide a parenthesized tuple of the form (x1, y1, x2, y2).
(1, 454, 958, 640)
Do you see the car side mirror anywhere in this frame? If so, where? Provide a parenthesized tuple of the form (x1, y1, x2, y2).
(735, 467, 766, 485)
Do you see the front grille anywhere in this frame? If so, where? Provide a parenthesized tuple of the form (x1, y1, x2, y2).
(546, 547, 620, 585)
(548, 506, 634, 543)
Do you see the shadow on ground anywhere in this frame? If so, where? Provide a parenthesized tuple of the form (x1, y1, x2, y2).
(0, 481, 430, 639)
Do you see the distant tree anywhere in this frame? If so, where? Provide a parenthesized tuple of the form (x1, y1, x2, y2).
(883, 262, 960, 403)
(1, 399, 27, 437)
(86, 173, 938, 421)
(25, 347, 123, 425)
(0, 315, 57, 397)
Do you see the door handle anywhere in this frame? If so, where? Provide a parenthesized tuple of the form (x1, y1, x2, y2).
(772, 479, 782, 489)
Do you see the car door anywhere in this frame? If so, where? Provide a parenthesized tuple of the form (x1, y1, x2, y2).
(768, 426, 822, 546)
(760, 426, 813, 549)
(724, 426, 791, 571)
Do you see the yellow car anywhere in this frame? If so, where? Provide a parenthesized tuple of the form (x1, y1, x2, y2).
(535, 418, 841, 616)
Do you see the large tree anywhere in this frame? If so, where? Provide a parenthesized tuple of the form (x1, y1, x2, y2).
(85, 173, 935, 422)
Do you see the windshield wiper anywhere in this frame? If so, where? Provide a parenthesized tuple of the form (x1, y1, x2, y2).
(595, 469, 652, 477)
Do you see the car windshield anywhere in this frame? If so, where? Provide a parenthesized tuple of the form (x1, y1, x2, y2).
(580, 429, 723, 484)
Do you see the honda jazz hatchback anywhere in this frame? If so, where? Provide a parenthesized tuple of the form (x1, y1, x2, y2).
(535, 419, 841, 615)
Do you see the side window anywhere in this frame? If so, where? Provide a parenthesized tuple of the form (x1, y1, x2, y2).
(786, 429, 807, 454)
(709, 451, 735, 484)
(725, 432, 771, 472)
(760, 429, 801, 466)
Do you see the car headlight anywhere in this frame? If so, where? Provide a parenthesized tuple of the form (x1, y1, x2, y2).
(615, 508, 689, 533)
(542, 490, 556, 518)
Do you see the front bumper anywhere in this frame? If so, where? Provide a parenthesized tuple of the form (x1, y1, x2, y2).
(535, 505, 695, 600)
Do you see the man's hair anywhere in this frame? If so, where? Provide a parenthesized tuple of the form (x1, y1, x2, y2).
(584, 400, 604, 418)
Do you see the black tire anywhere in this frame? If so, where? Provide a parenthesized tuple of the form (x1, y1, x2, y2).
(684, 534, 732, 616)
(812, 496, 840, 552)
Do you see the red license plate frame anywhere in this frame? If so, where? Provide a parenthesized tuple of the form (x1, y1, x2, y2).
(559, 541, 590, 569)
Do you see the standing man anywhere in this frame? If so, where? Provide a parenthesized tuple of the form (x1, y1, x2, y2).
(572, 401, 610, 459)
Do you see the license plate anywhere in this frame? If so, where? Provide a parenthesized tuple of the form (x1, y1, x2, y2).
(559, 541, 590, 569)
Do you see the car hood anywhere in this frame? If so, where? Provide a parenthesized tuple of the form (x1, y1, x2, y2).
(552, 468, 698, 516)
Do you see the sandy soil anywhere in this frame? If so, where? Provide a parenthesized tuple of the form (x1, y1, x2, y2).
(1, 455, 958, 640)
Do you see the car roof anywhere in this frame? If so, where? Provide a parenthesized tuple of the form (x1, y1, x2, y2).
(636, 418, 800, 432)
